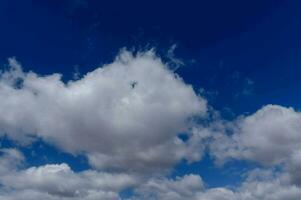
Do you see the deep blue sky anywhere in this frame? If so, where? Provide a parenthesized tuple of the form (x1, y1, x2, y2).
(1, 0, 300, 116)
(1, 0, 301, 190)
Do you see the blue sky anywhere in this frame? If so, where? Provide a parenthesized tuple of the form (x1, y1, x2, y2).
(1, 1, 301, 199)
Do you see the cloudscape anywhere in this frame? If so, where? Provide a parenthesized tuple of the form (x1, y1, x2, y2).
(1, 1, 301, 199)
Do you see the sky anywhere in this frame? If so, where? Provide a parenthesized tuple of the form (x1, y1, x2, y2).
(1, 0, 301, 199)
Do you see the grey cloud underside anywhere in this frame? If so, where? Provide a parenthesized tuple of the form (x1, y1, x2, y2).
(1, 51, 301, 199)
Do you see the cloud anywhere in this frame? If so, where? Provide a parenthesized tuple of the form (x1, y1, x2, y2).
(210, 104, 301, 187)
(211, 105, 301, 164)
(0, 50, 207, 174)
(131, 174, 205, 200)
(1, 151, 300, 200)
(233, 169, 301, 200)
(0, 148, 137, 200)
(0, 148, 24, 175)
(131, 168, 301, 200)
(1, 164, 137, 197)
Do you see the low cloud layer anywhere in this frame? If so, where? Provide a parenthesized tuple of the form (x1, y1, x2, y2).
(2, 149, 301, 200)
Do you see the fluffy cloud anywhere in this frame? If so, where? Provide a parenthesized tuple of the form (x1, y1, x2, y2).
(234, 105, 301, 165)
(1, 164, 137, 197)
(211, 105, 301, 164)
(131, 169, 301, 200)
(132, 174, 205, 200)
(0, 50, 207, 173)
(0, 149, 137, 200)
(210, 104, 301, 187)
(2, 156, 300, 200)
(235, 169, 301, 200)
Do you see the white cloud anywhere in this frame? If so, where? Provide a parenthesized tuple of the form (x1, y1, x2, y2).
(1, 147, 301, 200)
(131, 169, 301, 200)
(235, 169, 301, 200)
(235, 105, 301, 165)
(131, 174, 205, 200)
(210, 105, 301, 164)
(0, 149, 137, 200)
(0, 50, 207, 174)
(210, 104, 301, 187)
(1, 164, 137, 197)
(3, 163, 301, 200)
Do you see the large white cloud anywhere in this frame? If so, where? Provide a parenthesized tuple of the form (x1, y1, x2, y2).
(0, 50, 207, 173)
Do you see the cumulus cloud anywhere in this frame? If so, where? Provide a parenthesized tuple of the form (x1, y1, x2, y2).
(0, 148, 137, 200)
(0, 50, 207, 174)
(131, 174, 235, 200)
(233, 105, 301, 165)
(131, 174, 205, 200)
(210, 105, 301, 163)
(210, 104, 301, 187)
(131, 168, 301, 200)
(2, 152, 300, 200)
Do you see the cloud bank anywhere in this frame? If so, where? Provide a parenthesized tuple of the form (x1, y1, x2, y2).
(1, 50, 301, 199)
